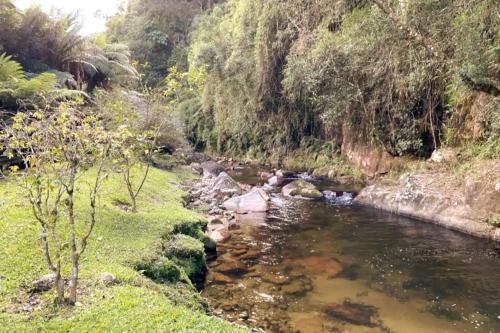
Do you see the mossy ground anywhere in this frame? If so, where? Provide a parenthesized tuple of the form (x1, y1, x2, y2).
(0, 166, 246, 332)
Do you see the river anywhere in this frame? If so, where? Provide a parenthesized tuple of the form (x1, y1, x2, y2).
(202, 167, 500, 332)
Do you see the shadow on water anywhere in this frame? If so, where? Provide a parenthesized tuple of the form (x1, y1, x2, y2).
(203, 169, 500, 332)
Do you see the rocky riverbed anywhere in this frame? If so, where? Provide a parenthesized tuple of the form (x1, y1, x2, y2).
(184, 158, 500, 333)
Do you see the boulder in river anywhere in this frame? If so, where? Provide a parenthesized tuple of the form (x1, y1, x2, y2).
(211, 172, 242, 198)
(201, 161, 225, 178)
(268, 175, 284, 186)
(282, 180, 323, 199)
(223, 190, 269, 213)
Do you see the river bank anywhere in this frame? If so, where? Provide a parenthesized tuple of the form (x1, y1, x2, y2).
(355, 157, 500, 241)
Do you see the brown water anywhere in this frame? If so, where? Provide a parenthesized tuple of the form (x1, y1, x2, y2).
(202, 169, 500, 332)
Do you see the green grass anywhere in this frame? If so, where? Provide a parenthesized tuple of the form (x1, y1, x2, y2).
(0, 166, 246, 332)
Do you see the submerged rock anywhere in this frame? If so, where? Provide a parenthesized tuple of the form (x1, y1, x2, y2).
(208, 271, 234, 284)
(281, 279, 310, 296)
(287, 255, 343, 278)
(223, 190, 269, 213)
(324, 301, 377, 327)
(214, 256, 248, 275)
(282, 180, 323, 199)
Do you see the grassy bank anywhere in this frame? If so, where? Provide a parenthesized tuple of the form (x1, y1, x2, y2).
(0, 166, 246, 332)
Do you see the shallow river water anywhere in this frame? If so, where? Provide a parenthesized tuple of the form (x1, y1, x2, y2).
(202, 168, 500, 333)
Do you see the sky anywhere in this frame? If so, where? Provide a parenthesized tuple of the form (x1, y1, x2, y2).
(13, 0, 123, 35)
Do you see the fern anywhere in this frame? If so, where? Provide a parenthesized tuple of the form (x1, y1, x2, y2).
(0, 53, 24, 84)
(0, 53, 85, 109)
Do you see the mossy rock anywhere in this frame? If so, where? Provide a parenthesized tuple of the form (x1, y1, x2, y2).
(282, 180, 323, 199)
(151, 153, 178, 170)
(172, 219, 215, 254)
(164, 234, 207, 284)
(135, 257, 191, 285)
(172, 219, 208, 238)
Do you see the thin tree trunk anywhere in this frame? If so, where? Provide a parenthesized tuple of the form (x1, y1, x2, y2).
(67, 169, 79, 304)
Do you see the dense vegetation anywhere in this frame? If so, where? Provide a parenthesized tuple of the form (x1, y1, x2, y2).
(117, 0, 495, 162)
(106, 0, 222, 85)
(180, 0, 499, 160)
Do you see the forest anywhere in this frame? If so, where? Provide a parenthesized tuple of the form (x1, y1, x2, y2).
(0, 0, 499, 332)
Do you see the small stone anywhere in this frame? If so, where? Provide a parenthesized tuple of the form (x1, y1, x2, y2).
(239, 311, 250, 320)
(22, 304, 33, 312)
(259, 172, 273, 181)
(100, 272, 118, 285)
(32, 273, 56, 292)
(222, 302, 237, 311)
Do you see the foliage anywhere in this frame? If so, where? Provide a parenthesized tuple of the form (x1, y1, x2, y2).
(0, 2, 137, 95)
(0, 53, 59, 109)
(106, 0, 221, 85)
(164, 234, 207, 280)
(96, 88, 174, 212)
(183, 0, 499, 161)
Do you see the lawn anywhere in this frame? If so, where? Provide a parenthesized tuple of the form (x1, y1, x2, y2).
(0, 166, 245, 332)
